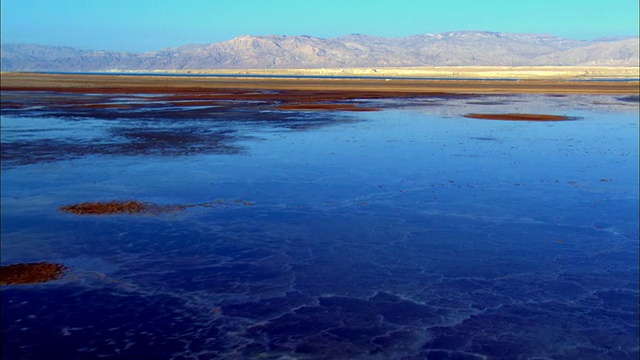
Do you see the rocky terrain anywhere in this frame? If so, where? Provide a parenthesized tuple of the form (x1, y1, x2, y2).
(1, 31, 638, 71)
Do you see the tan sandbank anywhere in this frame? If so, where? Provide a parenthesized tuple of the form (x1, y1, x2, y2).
(1, 72, 638, 95)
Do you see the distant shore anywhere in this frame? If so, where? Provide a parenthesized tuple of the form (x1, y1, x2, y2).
(107, 66, 640, 80)
(1, 71, 638, 95)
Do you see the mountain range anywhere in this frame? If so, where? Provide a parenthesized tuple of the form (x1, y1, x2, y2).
(1, 31, 638, 71)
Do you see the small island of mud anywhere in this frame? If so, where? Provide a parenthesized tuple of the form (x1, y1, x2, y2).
(59, 199, 255, 216)
(276, 103, 378, 111)
(59, 201, 151, 215)
(0, 262, 67, 285)
(463, 113, 573, 121)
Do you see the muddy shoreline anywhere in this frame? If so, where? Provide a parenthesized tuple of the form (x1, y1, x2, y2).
(1, 73, 638, 95)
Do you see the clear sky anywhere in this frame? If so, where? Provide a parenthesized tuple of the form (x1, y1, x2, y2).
(1, 0, 638, 52)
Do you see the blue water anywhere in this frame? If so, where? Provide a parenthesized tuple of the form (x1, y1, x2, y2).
(1, 92, 638, 359)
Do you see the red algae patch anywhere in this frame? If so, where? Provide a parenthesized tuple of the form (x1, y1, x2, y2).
(0, 262, 66, 285)
(463, 113, 572, 121)
(59, 201, 149, 215)
(59, 199, 256, 216)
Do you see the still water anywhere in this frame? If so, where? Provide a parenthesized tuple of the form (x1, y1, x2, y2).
(1, 91, 638, 359)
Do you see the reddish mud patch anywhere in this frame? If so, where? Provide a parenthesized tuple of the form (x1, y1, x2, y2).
(463, 113, 572, 121)
(59, 201, 150, 215)
(59, 199, 255, 216)
(0, 262, 67, 285)
(276, 103, 378, 111)
(81, 103, 134, 109)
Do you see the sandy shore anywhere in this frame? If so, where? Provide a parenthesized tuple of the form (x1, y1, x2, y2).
(117, 66, 640, 80)
(1, 72, 638, 95)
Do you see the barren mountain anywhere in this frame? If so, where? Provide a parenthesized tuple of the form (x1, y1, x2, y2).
(530, 38, 639, 66)
(1, 31, 638, 71)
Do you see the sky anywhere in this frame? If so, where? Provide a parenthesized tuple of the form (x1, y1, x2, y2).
(1, 0, 638, 52)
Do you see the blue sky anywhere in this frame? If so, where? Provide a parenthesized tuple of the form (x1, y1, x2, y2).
(1, 0, 638, 52)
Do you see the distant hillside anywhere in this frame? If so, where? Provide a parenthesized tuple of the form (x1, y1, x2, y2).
(530, 38, 639, 66)
(1, 31, 638, 71)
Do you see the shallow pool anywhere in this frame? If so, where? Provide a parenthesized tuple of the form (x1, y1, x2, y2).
(1, 91, 638, 359)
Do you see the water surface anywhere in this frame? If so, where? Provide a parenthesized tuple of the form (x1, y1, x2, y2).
(1, 91, 638, 359)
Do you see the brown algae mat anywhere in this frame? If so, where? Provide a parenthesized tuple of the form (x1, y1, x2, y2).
(59, 201, 152, 215)
(463, 113, 573, 121)
(59, 200, 254, 216)
(0, 262, 67, 285)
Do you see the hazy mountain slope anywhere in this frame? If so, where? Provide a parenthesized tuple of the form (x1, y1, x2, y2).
(530, 38, 639, 66)
(1, 44, 143, 71)
(1, 31, 638, 71)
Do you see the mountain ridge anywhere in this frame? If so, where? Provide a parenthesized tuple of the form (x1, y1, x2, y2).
(2, 31, 638, 71)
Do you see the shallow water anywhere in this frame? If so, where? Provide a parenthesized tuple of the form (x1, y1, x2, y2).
(1, 92, 638, 359)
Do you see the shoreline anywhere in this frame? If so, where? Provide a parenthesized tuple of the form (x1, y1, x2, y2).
(1, 72, 638, 95)
(40, 66, 640, 80)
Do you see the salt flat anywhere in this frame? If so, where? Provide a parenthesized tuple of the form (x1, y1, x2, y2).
(140, 66, 639, 80)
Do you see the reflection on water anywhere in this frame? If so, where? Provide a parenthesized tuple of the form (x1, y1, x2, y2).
(1, 91, 638, 359)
